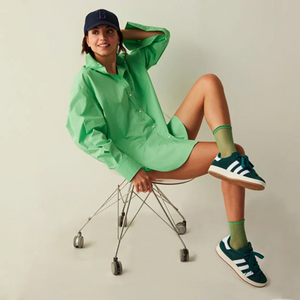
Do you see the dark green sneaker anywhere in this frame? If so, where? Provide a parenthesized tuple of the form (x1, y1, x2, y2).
(208, 152, 266, 190)
(216, 235, 267, 287)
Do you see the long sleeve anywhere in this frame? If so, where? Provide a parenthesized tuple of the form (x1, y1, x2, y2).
(66, 79, 142, 182)
(123, 22, 170, 70)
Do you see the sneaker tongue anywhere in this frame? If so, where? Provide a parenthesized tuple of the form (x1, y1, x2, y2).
(237, 243, 252, 253)
(232, 152, 242, 160)
(232, 152, 240, 157)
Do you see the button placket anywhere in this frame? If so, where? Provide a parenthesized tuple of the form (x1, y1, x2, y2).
(127, 91, 139, 111)
(128, 93, 143, 117)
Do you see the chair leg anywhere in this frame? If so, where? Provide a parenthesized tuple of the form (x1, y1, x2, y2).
(152, 185, 188, 250)
(153, 184, 186, 221)
(117, 182, 132, 229)
(152, 184, 188, 235)
(114, 185, 152, 257)
(73, 179, 131, 248)
(115, 184, 134, 255)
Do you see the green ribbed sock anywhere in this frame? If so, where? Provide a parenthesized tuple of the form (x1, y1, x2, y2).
(213, 125, 237, 158)
(229, 219, 248, 250)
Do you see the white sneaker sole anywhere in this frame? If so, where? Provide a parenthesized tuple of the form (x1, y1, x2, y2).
(208, 166, 266, 191)
(215, 243, 267, 288)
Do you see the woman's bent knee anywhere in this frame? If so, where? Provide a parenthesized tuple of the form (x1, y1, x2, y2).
(198, 73, 223, 88)
(235, 143, 245, 155)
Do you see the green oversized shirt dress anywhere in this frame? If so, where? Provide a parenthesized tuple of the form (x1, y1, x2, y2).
(66, 22, 198, 182)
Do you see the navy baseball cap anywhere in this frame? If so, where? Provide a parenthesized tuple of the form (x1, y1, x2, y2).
(84, 9, 120, 34)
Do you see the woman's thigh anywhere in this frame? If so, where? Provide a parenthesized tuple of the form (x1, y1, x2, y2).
(174, 74, 222, 140)
(149, 142, 244, 180)
(174, 78, 205, 140)
(149, 142, 219, 180)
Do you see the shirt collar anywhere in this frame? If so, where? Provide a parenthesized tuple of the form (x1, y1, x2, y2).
(85, 53, 126, 76)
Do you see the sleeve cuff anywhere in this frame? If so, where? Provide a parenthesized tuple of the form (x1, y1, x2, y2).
(123, 22, 170, 51)
(115, 155, 142, 182)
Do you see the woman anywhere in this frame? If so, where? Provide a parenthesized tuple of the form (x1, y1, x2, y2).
(66, 9, 267, 287)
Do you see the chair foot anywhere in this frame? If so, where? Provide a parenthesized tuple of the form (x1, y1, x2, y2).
(180, 248, 189, 262)
(176, 221, 187, 235)
(73, 232, 84, 248)
(111, 258, 123, 275)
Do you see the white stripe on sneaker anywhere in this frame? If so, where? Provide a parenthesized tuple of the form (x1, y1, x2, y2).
(215, 155, 221, 161)
(234, 166, 243, 174)
(245, 271, 254, 277)
(233, 259, 246, 264)
(239, 264, 249, 271)
(227, 161, 239, 171)
(240, 170, 250, 176)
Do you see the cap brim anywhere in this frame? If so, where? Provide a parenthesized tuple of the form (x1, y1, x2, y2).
(85, 21, 119, 32)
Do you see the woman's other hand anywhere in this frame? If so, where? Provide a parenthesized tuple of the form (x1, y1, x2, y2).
(131, 169, 155, 193)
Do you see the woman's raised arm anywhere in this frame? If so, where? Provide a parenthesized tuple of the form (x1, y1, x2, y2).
(121, 28, 164, 40)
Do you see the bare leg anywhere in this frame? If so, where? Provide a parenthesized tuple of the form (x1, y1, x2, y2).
(174, 73, 231, 140)
(149, 74, 266, 285)
(149, 73, 232, 179)
(222, 180, 245, 222)
(148, 73, 245, 222)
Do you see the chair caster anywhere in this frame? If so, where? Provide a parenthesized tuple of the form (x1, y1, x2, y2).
(111, 258, 123, 275)
(180, 248, 189, 262)
(176, 221, 187, 235)
(118, 213, 127, 227)
(73, 232, 84, 248)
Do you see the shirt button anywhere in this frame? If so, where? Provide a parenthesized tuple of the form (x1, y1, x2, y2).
(168, 135, 171, 138)
(129, 94, 132, 97)
(139, 110, 142, 113)
(152, 125, 156, 128)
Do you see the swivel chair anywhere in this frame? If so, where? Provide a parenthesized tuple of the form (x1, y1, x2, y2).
(73, 178, 193, 275)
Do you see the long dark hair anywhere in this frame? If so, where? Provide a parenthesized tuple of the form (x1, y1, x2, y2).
(81, 30, 127, 58)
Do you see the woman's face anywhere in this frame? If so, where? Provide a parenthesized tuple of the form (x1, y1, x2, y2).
(85, 25, 120, 61)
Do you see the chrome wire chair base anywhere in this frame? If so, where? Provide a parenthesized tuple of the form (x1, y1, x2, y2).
(73, 179, 191, 275)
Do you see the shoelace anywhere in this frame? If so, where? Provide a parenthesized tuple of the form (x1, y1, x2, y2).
(238, 154, 258, 175)
(243, 248, 264, 275)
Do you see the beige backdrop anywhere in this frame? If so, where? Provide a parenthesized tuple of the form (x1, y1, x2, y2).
(1, 0, 299, 299)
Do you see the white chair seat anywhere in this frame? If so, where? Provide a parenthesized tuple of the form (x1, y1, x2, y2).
(152, 178, 193, 185)
(114, 171, 193, 185)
